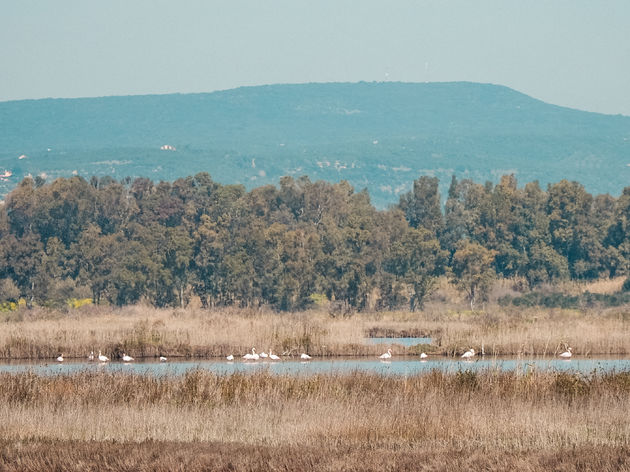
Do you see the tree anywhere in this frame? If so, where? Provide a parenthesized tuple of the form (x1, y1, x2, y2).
(386, 227, 445, 310)
(72, 225, 114, 304)
(547, 180, 603, 279)
(450, 241, 496, 310)
(0, 233, 47, 307)
(192, 214, 225, 307)
(277, 228, 322, 310)
(0, 278, 20, 302)
(606, 187, 630, 276)
(1, 171, 626, 311)
(4, 177, 37, 237)
(441, 178, 485, 253)
(159, 226, 193, 308)
(399, 176, 443, 235)
(108, 235, 155, 307)
(32, 176, 96, 246)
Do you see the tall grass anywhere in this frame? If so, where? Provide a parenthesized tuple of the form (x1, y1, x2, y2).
(1, 440, 627, 471)
(0, 370, 628, 470)
(1, 370, 629, 442)
(1, 303, 629, 360)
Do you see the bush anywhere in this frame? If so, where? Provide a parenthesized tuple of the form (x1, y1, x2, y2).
(0, 279, 20, 303)
(504, 290, 630, 309)
(553, 373, 590, 397)
(452, 370, 479, 392)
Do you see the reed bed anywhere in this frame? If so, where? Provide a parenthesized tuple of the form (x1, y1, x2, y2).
(0, 302, 629, 360)
(0, 370, 629, 471)
(1, 440, 627, 472)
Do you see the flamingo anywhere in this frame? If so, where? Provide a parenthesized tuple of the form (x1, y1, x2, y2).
(226, 354, 234, 361)
(56, 354, 64, 362)
(420, 352, 428, 359)
(300, 353, 312, 360)
(243, 348, 259, 360)
(98, 351, 109, 362)
(122, 353, 134, 362)
(379, 349, 392, 359)
(88, 351, 94, 362)
(269, 350, 280, 361)
(559, 347, 573, 359)
(461, 348, 475, 359)
(159, 356, 167, 362)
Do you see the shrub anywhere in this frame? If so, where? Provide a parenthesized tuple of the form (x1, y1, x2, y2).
(0, 279, 20, 303)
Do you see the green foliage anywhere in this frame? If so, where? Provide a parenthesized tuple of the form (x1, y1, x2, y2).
(0, 301, 19, 313)
(499, 290, 630, 309)
(450, 241, 497, 309)
(0, 278, 20, 302)
(385, 226, 445, 310)
(0, 170, 628, 311)
(399, 176, 443, 235)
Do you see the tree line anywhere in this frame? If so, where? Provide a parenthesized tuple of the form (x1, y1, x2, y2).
(0, 172, 628, 311)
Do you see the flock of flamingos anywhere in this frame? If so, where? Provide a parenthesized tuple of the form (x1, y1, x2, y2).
(53, 346, 574, 363)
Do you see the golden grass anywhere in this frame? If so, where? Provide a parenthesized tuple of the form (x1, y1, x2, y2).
(0, 301, 629, 360)
(0, 370, 629, 470)
(543, 276, 627, 295)
(1, 277, 628, 470)
(1, 274, 630, 360)
(1, 440, 627, 471)
(0, 305, 380, 359)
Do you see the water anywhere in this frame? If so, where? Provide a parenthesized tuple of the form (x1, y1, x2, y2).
(1, 356, 629, 377)
(365, 337, 432, 347)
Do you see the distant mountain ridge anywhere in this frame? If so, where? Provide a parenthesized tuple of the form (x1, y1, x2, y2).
(1, 81, 629, 206)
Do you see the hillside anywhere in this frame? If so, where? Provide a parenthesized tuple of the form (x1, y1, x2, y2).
(1, 81, 629, 207)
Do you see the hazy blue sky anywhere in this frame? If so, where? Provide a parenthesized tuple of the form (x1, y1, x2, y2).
(2, 0, 629, 115)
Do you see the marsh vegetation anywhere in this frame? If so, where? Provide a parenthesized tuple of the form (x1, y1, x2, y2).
(0, 290, 628, 470)
(0, 369, 629, 470)
(1, 294, 629, 361)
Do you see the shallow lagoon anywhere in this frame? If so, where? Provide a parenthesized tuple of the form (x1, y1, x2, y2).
(1, 355, 629, 376)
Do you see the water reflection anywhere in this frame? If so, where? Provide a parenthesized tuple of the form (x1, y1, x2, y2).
(364, 337, 432, 347)
(0, 356, 629, 376)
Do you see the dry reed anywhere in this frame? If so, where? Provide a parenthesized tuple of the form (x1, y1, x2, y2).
(0, 440, 627, 471)
(0, 301, 629, 360)
(0, 370, 629, 470)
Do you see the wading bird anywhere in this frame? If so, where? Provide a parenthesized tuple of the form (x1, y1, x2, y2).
(420, 352, 428, 359)
(98, 351, 109, 362)
(259, 351, 268, 358)
(269, 350, 280, 361)
(559, 347, 573, 359)
(122, 353, 134, 362)
(461, 348, 475, 359)
(56, 354, 64, 362)
(379, 349, 392, 359)
(300, 353, 312, 360)
(226, 354, 234, 361)
(243, 348, 259, 360)
(159, 356, 167, 362)
(88, 351, 94, 361)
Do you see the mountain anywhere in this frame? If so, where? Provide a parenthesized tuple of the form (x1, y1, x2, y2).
(1, 81, 629, 207)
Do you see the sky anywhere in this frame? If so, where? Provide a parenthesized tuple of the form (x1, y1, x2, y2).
(2, 0, 630, 115)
